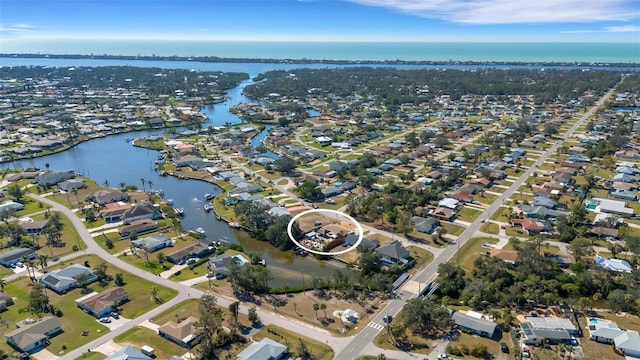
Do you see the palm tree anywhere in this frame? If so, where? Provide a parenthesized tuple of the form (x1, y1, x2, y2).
(140, 178, 146, 192)
(320, 303, 327, 318)
(313, 303, 320, 319)
(103, 180, 110, 188)
(147, 180, 153, 190)
(150, 286, 159, 302)
(119, 182, 126, 191)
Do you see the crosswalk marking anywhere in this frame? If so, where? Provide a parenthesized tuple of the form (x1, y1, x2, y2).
(368, 322, 384, 331)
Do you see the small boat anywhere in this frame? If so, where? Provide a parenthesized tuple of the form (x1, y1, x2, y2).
(165, 199, 174, 205)
(173, 207, 184, 216)
(228, 222, 241, 228)
(159, 171, 168, 177)
(204, 193, 216, 201)
(204, 204, 212, 212)
(195, 227, 206, 236)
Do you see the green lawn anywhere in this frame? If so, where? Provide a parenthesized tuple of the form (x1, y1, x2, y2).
(457, 207, 482, 222)
(74, 352, 106, 360)
(480, 222, 499, 235)
(94, 232, 131, 254)
(114, 326, 187, 360)
(447, 331, 512, 360)
(441, 222, 465, 236)
(406, 246, 434, 275)
(458, 237, 499, 272)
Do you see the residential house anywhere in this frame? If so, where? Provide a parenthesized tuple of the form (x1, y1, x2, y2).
(610, 190, 637, 201)
(104, 345, 152, 360)
(6, 316, 62, 353)
(166, 241, 214, 264)
(0, 291, 14, 311)
(412, 216, 439, 234)
(449, 190, 473, 203)
(588, 198, 634, 217)
(438, 198, 459, 209)
(375, 241, 409, 266)
(39, 264, 95, 294)
(18, 220, 49, 234)
(122, 203, 163, 224)
(0, 200, 25, 213)
(0, 247, 35, 267)
(511, 218, 550, 235)
(35, 171, 74, 186)
(451, 311, 497, 338)
(521, 317, 578, 345)
(75, 287, 129, 318)
(343, 233, 379, 249)
(100, 202, 133, 223)
(131, 234, 173, 253)
(59, 179, 85, 192)
(158, 316, 199, 348)
(594, 255, 633, 273)
(431, 206, 456, 222)
(237, 338, 287, 360)
(87, 190, 129, 205)
(119, 219, 158, 238)
(207, 255, 234, 279)
(321, 186, 343, 198)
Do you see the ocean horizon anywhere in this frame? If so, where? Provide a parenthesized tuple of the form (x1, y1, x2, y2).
(1, 40, 639, 63)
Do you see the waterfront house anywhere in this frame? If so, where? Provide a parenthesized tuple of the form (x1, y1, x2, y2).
(158, 316, 200, 348)
(131, 234, 173, 253)
(122, 203, 163, 224)
(87, 190, 129, 205)
(39, 264, 95, 294)
(0, 247, 35, 267)
(166, 241, 214, 265)
(375, 241, 409, 266)
(100, 202, 133, 223)
(75, 287, 129, 318)
(6, 316, 62, 354)
(451, 311, 497, 338)
(35, 171, 74, 187)
(119, 219, 158, 238)
(207, 255, 234, 279)
(58, 179, 86, 192)
(237, 338, 287, 360)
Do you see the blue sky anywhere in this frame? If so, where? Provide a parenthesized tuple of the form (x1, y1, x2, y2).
(1, 0, 639, 43)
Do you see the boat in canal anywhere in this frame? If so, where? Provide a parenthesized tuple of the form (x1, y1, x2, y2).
(195, 227, 206, 236)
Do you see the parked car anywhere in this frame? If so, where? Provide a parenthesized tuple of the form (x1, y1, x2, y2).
(111, 312, 119, 319)
(99, 317, 111, 323)
(437, 355, 449, 360)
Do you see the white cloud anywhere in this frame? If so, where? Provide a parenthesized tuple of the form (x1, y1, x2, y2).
(346, 0, 640, 24)
(563, 25, 640, 33)
(0, 23, 40, 32)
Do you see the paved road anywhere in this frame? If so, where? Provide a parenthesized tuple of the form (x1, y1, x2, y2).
(334, 81, 620, 359)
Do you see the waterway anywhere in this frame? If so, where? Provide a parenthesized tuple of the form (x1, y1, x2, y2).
(3, 72, 338, 287)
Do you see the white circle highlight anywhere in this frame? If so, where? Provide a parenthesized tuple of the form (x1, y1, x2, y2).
(287, 208, 363, 256)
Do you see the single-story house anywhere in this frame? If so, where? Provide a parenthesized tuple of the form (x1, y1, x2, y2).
(594, 255, 633, 273)
(35, 171, 74, 186)
(375, 241, 409, 266)
(39, 264, 95, 294)
(18, 220, 49, 234)
(75, 287, 129, 318)
(0, 200, 25, 213)
(119, 219, 158, 238)
(207, 255, 234, 279)
(588, 198, 634, 217)
(100, 202, 133, 223)
(131, 234, 173, 253)
(343, 233, 379, 249)
(87, 190, 129, 205)
(0, 247, 35, 267)
(122, 203, 163, 224)
(158, 316, 200, 348)
(6, 316, 62, 353)
(166, 242, 214, 264)
(452, 311, 497, 338)
(105, 345, 152, 360)
(59, 179, 86, 192)
(412, 216, 439, 234)
(431, 207, 456, 222)
(237, 338, 287, 360)
(521, 316, 578, 345)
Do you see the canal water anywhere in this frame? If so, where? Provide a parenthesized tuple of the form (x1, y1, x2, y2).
(4, 74, 338, 287)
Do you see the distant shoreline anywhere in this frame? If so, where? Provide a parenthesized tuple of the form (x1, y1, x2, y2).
(1, 53, 638, 68)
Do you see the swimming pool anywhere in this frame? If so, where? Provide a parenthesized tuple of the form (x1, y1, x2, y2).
(333, 181, 343, 186)
(587, 204, 597, 210)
